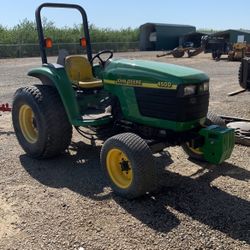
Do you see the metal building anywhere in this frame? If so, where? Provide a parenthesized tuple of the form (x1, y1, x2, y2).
(139, 23, 196, 51)
(211, 29, 250, 44)
(179, 32, 207, 48)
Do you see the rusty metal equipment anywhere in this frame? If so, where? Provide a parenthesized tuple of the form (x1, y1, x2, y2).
(0, 103, 11, 112)
(228, 42, 250, 61)
(220, 115, 250, 146)
(156, 46, 204, 58)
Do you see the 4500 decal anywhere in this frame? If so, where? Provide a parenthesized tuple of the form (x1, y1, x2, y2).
(104, 79, 177, 90)
(157, 81, 177, 89)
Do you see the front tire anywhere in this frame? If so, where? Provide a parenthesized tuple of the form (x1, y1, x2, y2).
(12, 85, 72, 159)
(182, 142, 204, 161)
(100, 133, 156, 199)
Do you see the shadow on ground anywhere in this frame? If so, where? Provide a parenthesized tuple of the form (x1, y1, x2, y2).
(20, 142, 110, 201)
(20, 142, 250, 243)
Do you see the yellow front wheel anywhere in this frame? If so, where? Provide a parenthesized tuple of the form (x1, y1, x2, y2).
(101, 133, 156, 199)
(182, 142, 204, 161)
(106, 148, 133, 189)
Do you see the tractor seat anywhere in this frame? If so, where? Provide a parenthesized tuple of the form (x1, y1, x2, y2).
(65, 55, 103, 89)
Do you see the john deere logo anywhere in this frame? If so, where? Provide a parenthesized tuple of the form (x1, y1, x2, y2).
(117, 79, 142, 86)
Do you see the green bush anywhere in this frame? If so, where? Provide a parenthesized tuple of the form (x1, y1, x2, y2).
(0, 19, 139, 44)
(0, 19, 139, 58)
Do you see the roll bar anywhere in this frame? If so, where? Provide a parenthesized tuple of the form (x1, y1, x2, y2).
(35, 3, 92, 64)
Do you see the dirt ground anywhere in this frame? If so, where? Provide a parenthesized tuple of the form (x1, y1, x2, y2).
(0, 52, 249, 250)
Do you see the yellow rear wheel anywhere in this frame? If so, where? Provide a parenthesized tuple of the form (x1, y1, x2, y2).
(19, 104, 38, 143)
(12, 85, 72, 159)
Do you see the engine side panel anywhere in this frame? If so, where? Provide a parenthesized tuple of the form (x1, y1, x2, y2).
(103, 59, 209, 132)
(135, 88, 209, 122)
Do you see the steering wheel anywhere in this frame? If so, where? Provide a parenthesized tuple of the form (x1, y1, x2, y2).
(90, 50, 113, 67)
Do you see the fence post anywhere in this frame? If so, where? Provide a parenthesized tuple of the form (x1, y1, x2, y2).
(19, 44, 22, 58)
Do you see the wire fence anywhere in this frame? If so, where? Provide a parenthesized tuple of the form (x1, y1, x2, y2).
(0, 42, 139, 59)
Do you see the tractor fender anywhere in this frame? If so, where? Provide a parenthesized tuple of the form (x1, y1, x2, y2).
(28, 66, 80, 124)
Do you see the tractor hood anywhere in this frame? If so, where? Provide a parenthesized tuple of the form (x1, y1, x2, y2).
(103, 59, 209, 87)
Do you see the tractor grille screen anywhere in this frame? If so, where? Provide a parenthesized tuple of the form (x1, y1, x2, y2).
(135, 88, 209, 122)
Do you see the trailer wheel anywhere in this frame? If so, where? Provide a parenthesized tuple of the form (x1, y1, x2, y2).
(212, 51, 217, 60)
(172, 49, 185, 58)
(100, 133, 156, 199)
(212, 51, 221, 60)
(12, 85, 72, 159)
(228, 51, 235, 61)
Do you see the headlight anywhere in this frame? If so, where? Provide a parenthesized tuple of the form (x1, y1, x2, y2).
(199, 81, 209, 92)
(183, 85, 196, 96)
(203, 81, 209, 91)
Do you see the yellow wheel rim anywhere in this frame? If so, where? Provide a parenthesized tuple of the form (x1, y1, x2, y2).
(19, 104, 38, 143)
(187, 142, 203, 155)
(106, 148, 133, 189)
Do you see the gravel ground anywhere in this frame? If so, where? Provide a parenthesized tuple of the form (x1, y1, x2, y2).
(0, 52, 249, 250)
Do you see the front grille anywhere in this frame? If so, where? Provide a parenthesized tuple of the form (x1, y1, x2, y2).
(135, 88, 209, 122)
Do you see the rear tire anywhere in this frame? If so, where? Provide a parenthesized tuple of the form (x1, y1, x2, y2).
(100, 133, 156, 199)
(12, 85, 72, 159)
(212, 51, 221, 60)
(212, 51, 217, 60)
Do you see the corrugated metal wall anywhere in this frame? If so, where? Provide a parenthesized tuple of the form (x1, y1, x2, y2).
(212, 30, 250, 44)
(139, 23, 196, 51)
(229, 30, 250, 43)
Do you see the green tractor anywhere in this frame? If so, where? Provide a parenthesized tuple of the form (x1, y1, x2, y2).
(12, 3, 235, 199)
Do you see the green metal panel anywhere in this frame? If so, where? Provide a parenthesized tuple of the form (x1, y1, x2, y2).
(28, 59, 209, 131)
(103, 59, 208, 84)
(28, 66, 80, 123)
(212, 29, 250, 44)
(140, 23, 196, 51)
(28, 65, 112, 127)
(104, 83, 206, 131)
(156, 25, 196, 50)
(199, 125, 235, 164)
(103, 59, 209, 132)
(229, 30, 250, 43)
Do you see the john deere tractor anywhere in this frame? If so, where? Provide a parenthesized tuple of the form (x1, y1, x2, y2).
(12, 3, 235, 199)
